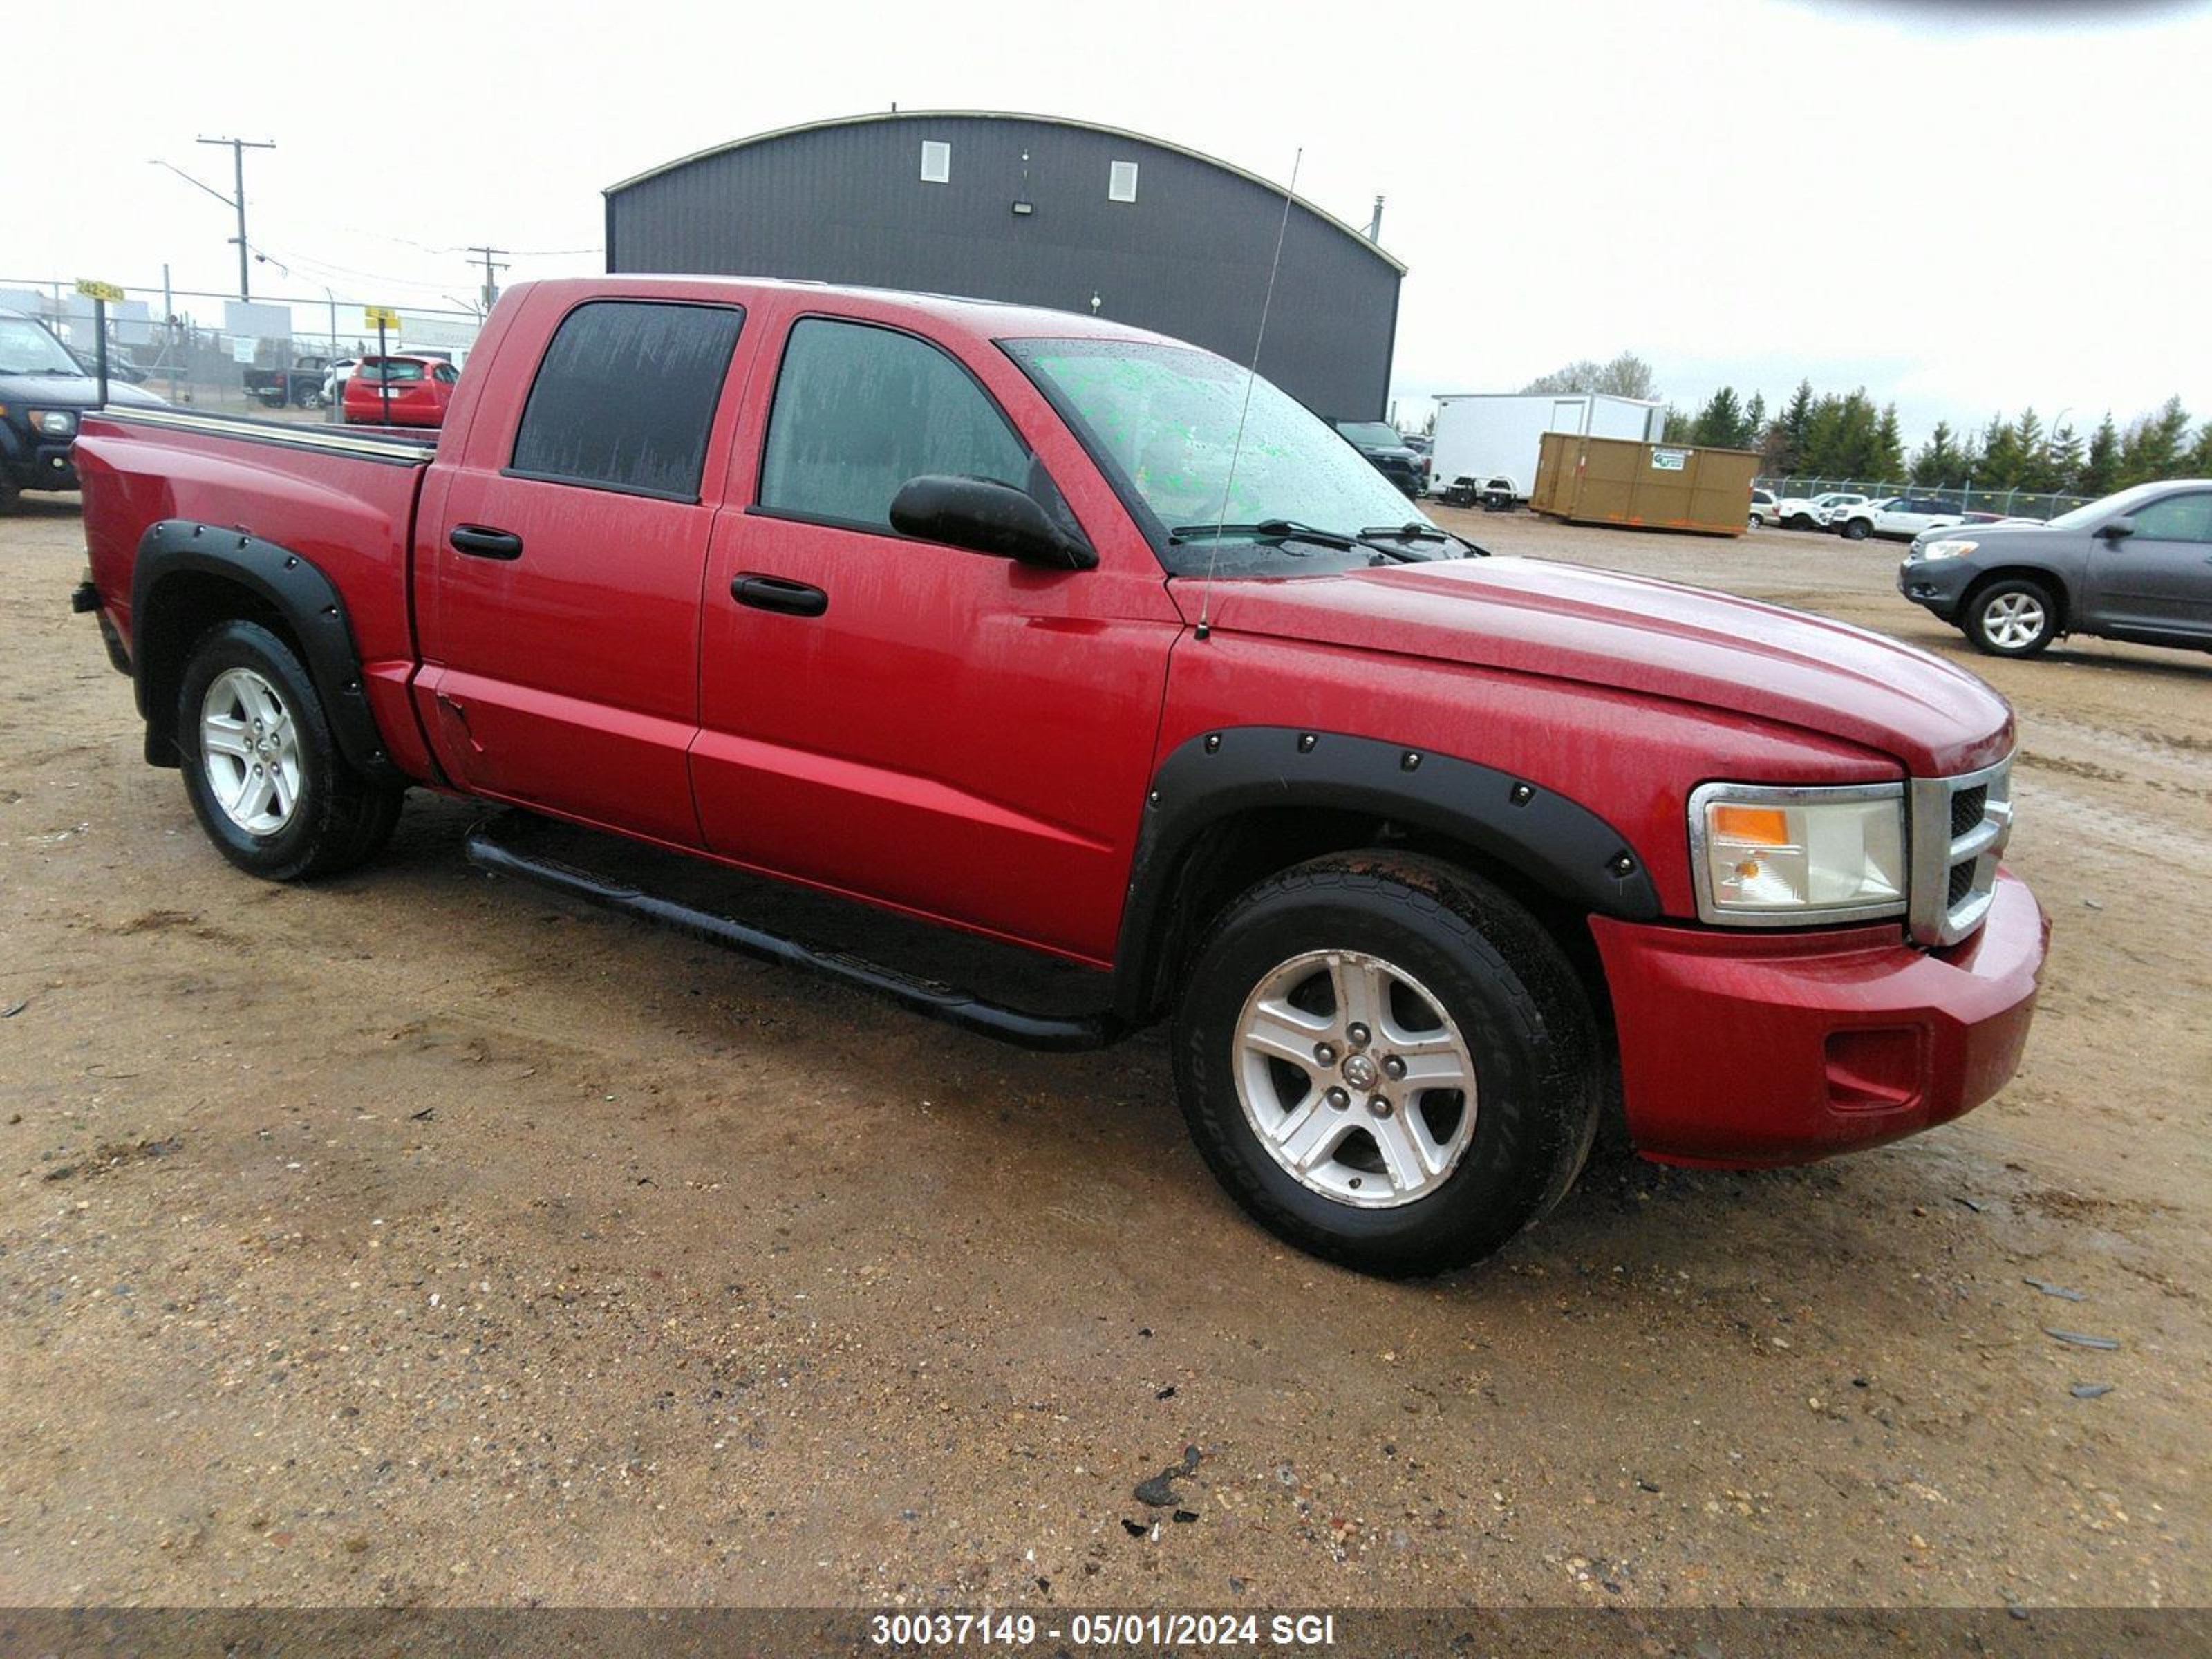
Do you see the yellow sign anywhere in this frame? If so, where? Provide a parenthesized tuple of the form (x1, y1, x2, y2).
(364, 306, 402, 330)
(75, 279, 126, 303)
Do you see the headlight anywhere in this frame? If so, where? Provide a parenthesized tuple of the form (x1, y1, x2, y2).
(1689, 782, 1907, 925)
(30, 409, 77, 438)
(1919, 538, 1976, 561)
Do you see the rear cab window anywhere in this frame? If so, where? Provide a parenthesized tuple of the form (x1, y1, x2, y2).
(507, 299, 747, 502)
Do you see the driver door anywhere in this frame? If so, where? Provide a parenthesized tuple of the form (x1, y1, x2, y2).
(689, 311, 1182, 962)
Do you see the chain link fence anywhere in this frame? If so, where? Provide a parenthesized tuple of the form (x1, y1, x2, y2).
(1, 277, 482, 424)
(1755, 476, 2094, 523)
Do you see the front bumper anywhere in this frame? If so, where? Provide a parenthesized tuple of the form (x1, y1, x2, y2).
(1, 430, 79, 491)
(1897, 554, 1970, 619)
(1589, 869, 2047, 1166)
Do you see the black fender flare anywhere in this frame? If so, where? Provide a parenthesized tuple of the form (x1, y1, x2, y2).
(1112, 726, 1661, 1023)
(130, 519, 406, 787)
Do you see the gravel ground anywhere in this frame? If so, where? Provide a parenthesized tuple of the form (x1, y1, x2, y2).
(1, 495, 2205, 1612)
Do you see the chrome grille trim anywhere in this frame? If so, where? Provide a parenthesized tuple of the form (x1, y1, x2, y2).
(1907, 754, 2014, 948)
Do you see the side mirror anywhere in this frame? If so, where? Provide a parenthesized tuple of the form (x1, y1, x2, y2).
(890, 475, 1096, 570)
(2099, 516, 2135, 541)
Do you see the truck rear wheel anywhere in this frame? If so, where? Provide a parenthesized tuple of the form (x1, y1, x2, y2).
(1172, 853, 1602, 1277)
(176, 619, 404, 881)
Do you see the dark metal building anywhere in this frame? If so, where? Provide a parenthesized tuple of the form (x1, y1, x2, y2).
(604, 111, 1403, 421)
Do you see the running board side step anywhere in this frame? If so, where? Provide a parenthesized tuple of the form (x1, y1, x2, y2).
(463, 813, 1125, 1053)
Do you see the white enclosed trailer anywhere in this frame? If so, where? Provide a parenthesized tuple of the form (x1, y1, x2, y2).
(1429, 393, 1666, 503)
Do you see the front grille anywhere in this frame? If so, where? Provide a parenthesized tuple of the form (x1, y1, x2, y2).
(1947, 859, 1977, 907)
(1949, 785, 1987, 838)
(1908, 757, 2013, 948)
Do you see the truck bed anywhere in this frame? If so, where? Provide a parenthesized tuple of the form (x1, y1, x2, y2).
(73, 404, 441, 783)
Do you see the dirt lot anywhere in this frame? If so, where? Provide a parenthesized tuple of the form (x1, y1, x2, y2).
(1, 496, 2205, 1613)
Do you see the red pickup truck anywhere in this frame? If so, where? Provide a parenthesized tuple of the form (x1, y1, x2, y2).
(70, 276, 2048, 1275)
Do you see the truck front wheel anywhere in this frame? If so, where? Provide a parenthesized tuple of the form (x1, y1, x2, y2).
(176, 619, 404, 881)
(1172, 853, 1602, 1277)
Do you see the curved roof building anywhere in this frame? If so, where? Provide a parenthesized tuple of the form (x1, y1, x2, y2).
(605, 110, 1403, 420)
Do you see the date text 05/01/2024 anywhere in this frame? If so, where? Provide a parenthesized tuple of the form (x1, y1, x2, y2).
(869, 1611, 1338, 1648)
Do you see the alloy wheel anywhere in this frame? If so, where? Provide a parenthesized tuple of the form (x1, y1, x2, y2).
(1232, 949, 1479, 1209)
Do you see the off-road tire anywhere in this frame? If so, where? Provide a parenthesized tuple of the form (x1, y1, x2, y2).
(176, 619, 404, 881)
(1172, 852, 1603, 1277)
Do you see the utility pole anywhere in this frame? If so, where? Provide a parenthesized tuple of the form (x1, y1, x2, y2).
(467, 246, 510, 313)
(195, 135, 276, 300)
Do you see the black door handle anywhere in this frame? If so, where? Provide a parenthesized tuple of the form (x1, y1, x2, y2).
(733, 573, 829, 617)
(450, 524, 523, 560)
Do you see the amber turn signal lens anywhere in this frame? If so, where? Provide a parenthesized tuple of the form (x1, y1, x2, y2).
(1712, 805, 1790, 845)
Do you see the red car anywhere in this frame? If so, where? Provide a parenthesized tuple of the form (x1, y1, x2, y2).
(68, 277, 2047, 1276)
(341, 353, 458, 427)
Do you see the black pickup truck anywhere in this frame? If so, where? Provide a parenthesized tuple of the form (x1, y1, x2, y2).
(243, 358, 335, 409)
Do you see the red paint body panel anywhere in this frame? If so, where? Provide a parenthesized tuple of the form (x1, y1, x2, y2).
(71, 273, 2050, 1172)
(1169, 559, 2015, 779)
(1152, 612, 1896, 920)
(1591, 869, 2047, 1165)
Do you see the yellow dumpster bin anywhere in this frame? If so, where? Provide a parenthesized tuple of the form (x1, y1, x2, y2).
(1529, 432, 1761, 536)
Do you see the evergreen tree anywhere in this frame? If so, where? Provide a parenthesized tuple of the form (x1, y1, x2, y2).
(1978, 414, 2027, 489)
(2119, 397, 2192, 486)
(1911, 420, 1961, 485)
(1743, 392, 1766, 447)
(2012, 409, 2050, 492)
(2080, 414, 2121, 496)
(2045, 423, 2084, 496)
(1873, 404, 1904, 481)
(2186, 423, 2212, 478)
(1777, 379, 1815, 474)
(1691, 386, 1744, 448)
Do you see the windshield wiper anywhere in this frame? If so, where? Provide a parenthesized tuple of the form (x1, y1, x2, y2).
(1169, 518, 1358, 550)
(1358, 523, 1487, 560)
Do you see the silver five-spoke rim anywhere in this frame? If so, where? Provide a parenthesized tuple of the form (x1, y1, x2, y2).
(200, 667, 303, 836)
(1983, 592, 2045, 650)
(1232, 949, 1479, 1210)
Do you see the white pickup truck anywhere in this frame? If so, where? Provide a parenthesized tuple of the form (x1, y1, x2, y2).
(1833, 496, 1970, 542)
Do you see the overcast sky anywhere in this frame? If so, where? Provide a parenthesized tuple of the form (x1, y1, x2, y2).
(12, 0, 2208, 445)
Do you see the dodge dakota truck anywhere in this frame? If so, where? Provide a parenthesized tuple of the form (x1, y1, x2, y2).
(71, 276, 2048, 1275)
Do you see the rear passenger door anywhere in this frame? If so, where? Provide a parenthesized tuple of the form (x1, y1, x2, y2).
(417, 297, 748, 845)
(690, 312, 1181, 963)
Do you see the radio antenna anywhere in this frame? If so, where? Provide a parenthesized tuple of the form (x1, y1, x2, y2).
(1196, 145, 1302, 642)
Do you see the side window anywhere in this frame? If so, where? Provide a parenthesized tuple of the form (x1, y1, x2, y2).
(758, 317, 1031, 533)
(509, 300, 745, 500)
(2126, 493, 2212, 543)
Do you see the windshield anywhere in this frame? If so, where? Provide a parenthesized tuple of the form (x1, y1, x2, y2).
(1004, 338, 1441, 574)
(2047, 482, 2168, 530)
(1334, 421, 1404, 449)
(0, 317, 86, 377)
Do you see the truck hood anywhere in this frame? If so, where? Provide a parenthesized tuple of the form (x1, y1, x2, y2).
(1172, 556, 2014, 777)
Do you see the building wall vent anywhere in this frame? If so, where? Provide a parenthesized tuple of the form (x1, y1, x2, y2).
(920, 140, 951, 184)
(1108, 160, 1138, 203)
